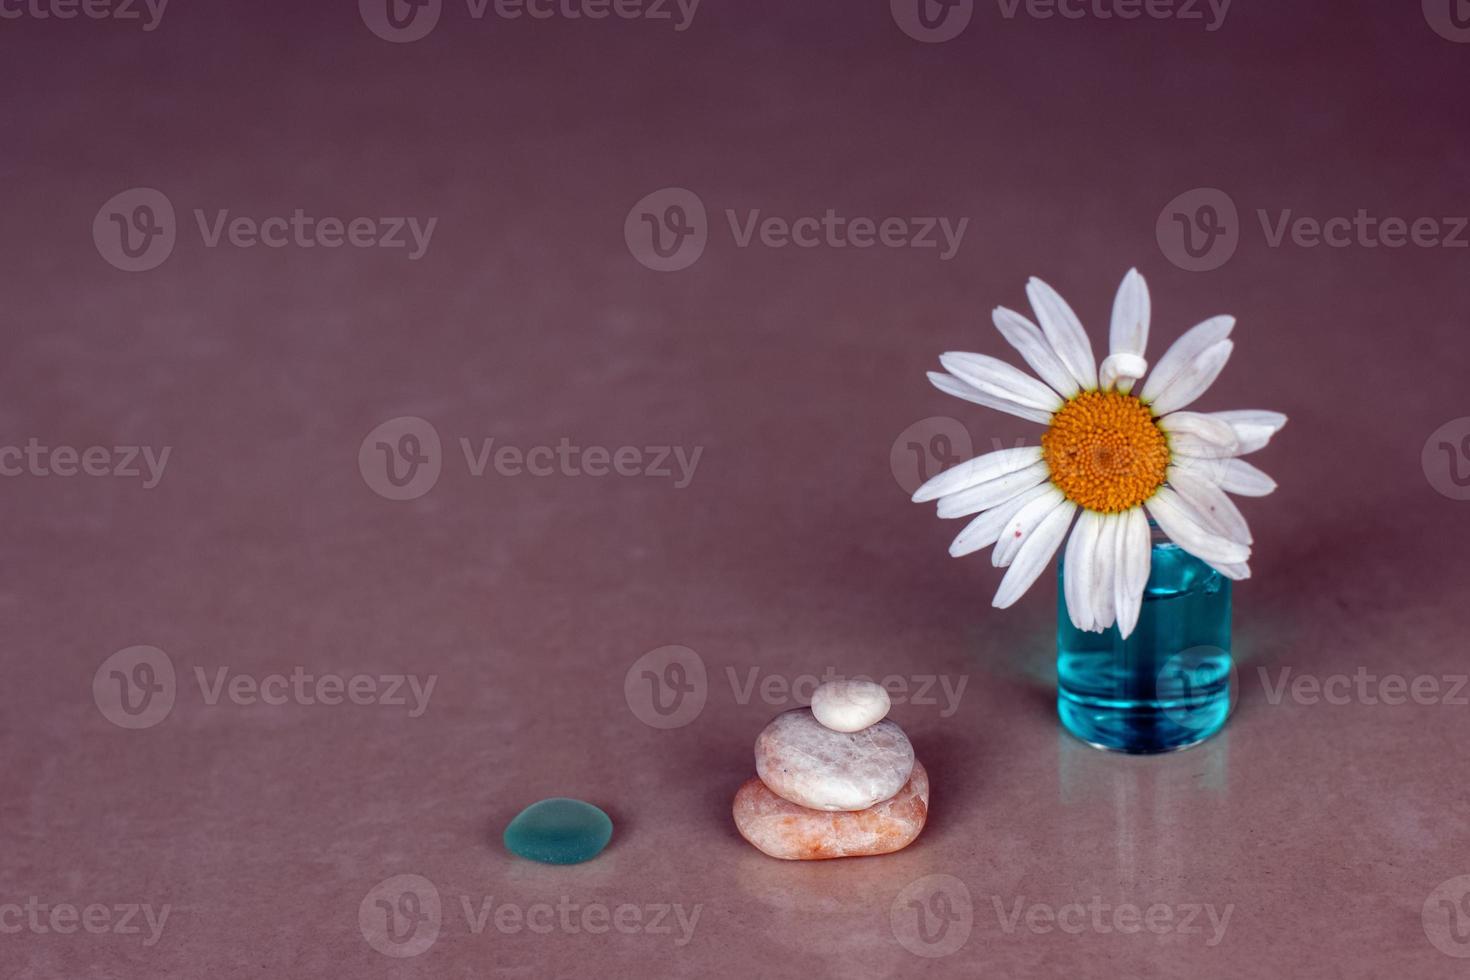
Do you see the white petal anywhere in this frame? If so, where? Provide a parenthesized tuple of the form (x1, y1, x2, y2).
(1205, 559, 1251, 581)
(1213, 409, 1287, 429)
(1114, 508, 1151, 639)
(992, 307, 1080, 399)
(1159, 411, 1238, 444)
(992, 499, 1076, 610)
(1146, 339, 1234, 416)
(1211, 410, 1287, 455)
(927, 371, 1054, 425)
(1026, 277, 1097, 390)
(1168, 467, 1253, 545)
(1091, 514, 1118, 630)
(940, 352, 1064, 413)
(993, 485, 1065, 568)
(935, 461, 1050, 519)
(1139, 315, 1234, 403)
(1171, 455, 1223, 483)
(1159, 411, 1240, 458)
(1173, 455, 1278, 496)
(1063, 510, 1101, 631)
(912, 445, 1042, 503)
(1145, 487, 1251, 566)
(948, 483, 1054, 557)
(1214, 457, 1277, 496)
(1099, 353, 1148, 392)
(1108, 268, 1150, 360)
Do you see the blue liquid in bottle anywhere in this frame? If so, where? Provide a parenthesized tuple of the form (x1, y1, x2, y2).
(1057, 526, 1231, 753)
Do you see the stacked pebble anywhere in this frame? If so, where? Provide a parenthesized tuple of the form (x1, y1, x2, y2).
(732, 680, 929, 860)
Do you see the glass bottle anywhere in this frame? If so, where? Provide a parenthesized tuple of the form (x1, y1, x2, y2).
(1056, 523, 1232, 753)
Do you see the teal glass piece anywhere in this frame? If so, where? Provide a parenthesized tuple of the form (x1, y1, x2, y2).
(1057, 526, 1232, 753)
(503, 798, 613, 864)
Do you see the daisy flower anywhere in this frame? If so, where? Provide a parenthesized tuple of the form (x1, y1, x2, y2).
(914, 270, 1285, 639)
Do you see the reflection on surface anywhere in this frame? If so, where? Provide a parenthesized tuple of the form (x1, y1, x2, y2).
(731, 845, 950, 967)
(1057, 728, 1230, 892)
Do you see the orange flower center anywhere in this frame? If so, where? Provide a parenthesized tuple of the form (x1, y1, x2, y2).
(1041, 390, 1169, 513)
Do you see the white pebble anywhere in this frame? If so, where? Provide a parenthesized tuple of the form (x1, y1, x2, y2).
(810, 679, 890, 733)
(755, 708, 913, 811)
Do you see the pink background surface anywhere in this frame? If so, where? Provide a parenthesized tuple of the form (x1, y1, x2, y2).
(3, 1, 1470, 976)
